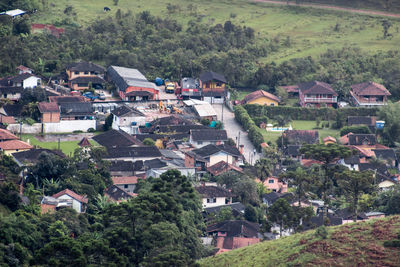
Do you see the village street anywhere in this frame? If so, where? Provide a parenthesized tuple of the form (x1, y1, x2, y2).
(212, 103, 261, 164)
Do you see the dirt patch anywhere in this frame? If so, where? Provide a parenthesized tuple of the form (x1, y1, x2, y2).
(35, 133, 94, 142)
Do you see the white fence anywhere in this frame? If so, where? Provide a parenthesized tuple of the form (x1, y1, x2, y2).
(8, 120, 96, 134)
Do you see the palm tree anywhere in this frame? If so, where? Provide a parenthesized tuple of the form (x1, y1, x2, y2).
(280, 167, 311, 207)
(255, 158, 274, 181)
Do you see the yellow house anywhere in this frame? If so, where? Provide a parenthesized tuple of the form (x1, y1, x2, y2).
(0, 140, 32, 155)
(242, 90, 280, 106)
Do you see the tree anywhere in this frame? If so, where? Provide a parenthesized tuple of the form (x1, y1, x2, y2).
(216, 207, 234, 222)
(300, 143, 352, 202)
(379, 102, 400, 146)
(280, 167, 311, 207)
(275, 115, 291, 149)
(244, 205, 258, 222)
(254, 158, 274, 181)
(103, 113, 113, 131)
(231, 178, 260, 205)
(381, 19, 392, 39)
(268, 198, 295, 237)
(143, 138, 155, 146)
(336, 170, 375, 222)
(276, 86, 288, 105)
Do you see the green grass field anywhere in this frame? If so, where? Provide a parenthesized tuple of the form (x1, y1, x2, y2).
(21, 134, 97, 156)
(199, 215, 400, 266)
(261, 120, 339, 144)
(33, 0, 400, 63)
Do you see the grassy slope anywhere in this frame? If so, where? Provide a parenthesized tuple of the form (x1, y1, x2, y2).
(199, 215, 400, 267)
(33, 0, 400, 63)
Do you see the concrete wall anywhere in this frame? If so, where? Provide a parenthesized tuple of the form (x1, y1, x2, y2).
(8, 120, 96, 134)
(23, 76, 41, 88)
(248, 96, 279, 106)
(202, 197, 228, 208)
(209, 152, 233, 166)
(56, 194, 82, 213)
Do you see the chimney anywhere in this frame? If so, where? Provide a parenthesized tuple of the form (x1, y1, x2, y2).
(239, 145, 244, 154)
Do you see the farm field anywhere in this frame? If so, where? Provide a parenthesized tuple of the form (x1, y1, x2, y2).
(33, 0, 400, 63)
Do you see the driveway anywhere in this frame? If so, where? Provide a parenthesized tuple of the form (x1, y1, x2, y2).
(212, 104, 261, 164)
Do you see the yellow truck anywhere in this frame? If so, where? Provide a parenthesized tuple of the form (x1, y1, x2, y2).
(165, 81, 176, 94)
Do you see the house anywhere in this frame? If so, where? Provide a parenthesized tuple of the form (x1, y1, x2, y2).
(38, 102, 60, 123)
(347, 134, 377, 146)
(108, 160, 142, 177)
(242, 90, 280, 106)
(195, 185, 233, 208)
(193, 103, 218, 121)
(12, 148, 65, 168)
(200, 71, 227, 104)
(66, 61, 105, 90)
(190, 129, 228, 147)
(111, 105, 146, 134)
(106, 66, 159, 101)
(280, 85, 299, 98)
(350, 81, 391, 107)
(0, 73, 41, 89)
(16, 65, 33, 75)
(297, 81, 338, 108)
(372, 149, 397, 167)
(203, 202, 246, 218)
(347, 116, 377, 127)
(0, 87, 23, 101)
(104, 185, 135, 202)
(146, 166, 196, 179)
(262, 191, 293, 207)
(283, 130, 319, 145)
(335, 207, 368, 224)
(0, 115, 16, 125)
(186, 144, 242, 168)
(59, 102, 94, 120)
(0, 103, 24, 118)
(303, 213, 343, 230)
(207, 161, 243, 177)
(104, 146, 162, 162)
(257, 177, 288, 193)
(47, 189, 88, 213)
(206, 220, 260, 254)
(48, 95, 87, 104)
(0, 129, 32, 155)
(112, 176, 141, 194)
(180, 77, 202, 98)
(93, 129, 142, 149)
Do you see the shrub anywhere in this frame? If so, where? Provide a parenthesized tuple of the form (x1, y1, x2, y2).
(315, 226, 328, 239)
(201, 118, 210, 126)
(73, 130, 83, 133)
(340, 125, 371, 136)
(87, 128, 96, 133)
(143, 138, 155, 146)
(234, 105, 264, 150)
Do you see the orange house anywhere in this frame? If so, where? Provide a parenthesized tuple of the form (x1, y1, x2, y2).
(65, 61, 105, 90)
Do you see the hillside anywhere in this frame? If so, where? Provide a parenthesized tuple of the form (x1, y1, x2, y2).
(31, 0, 400, 63)
(199, 215, 400, 267)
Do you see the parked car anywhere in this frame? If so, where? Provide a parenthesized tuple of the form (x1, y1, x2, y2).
(98, 93, 106, 100)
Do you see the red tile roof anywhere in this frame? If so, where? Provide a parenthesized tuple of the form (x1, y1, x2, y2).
(298, 81, 338, 96)
(0, 129, 18, 141)
(112, 176, 141, 185)
(280, 85, 299, 93)
(242, 90, 280, 104)
(38, 102, 60, 113)
(0, 115, 16, 124)
(207, 161, 243, 176)
(52, 189, 88, 203)
(351, 82, 391, 96)
(0, 140, 32, 150)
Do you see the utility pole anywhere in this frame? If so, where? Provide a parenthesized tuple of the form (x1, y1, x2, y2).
(238, 131, 241, 148)
(221, 98, 224, 124)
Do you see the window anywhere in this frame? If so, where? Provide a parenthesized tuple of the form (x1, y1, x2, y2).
(268, 179, 275, 184)
(270, 103, 274, 106)
(84, 71, 89, 75)
(74, 71, 79, 74)
(216, 82, 222, 87)
(207, 198, 216, 203)
(124, 185, 128, 189)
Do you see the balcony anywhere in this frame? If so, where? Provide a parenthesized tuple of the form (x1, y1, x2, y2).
(303, 97, 337, 103)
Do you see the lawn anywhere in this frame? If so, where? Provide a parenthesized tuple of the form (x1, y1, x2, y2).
(33, 0, 400, 63)
(261, 120, 340, 144)
(21, 134, 98, 156)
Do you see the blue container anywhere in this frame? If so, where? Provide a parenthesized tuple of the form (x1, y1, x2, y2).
(376, 121, 385, 130)
(154, 77, 164, 86)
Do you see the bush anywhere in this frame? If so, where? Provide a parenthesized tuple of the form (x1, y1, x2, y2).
(73, 130, 83, 133)
(143, 138, 155, 146)
(87, 128, 96, 133)
(384, 240, 400, 247)
(234, 105, 264, 151)
(201, 118, 210, 126)
(340, 125, 371, 136)
(315, 225, 328, 239)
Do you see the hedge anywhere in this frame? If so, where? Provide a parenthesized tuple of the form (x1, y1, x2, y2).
(340, 125, 371, 136)
(244, 104, 379, 121)
(234, 105, 264, 151)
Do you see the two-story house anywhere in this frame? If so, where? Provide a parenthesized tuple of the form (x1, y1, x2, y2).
(298, 81, 338, 108)
(111, 105, 146, 134)
(38, 102, 60, 123)
(41, 189, 88, 213)
(195, 185, 233, 208)
(189, 129, 228, 148)
(200, 71, 227, 104)
(112, 176, 141, 194)
(185, 144, 242, 168)
(66, 61, 105, 90)
(350, 81, 391, 107)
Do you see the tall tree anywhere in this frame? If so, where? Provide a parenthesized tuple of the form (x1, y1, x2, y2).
(268, 198, 295, 237)
(300, 143, 352, 202)
(280, 167, 311, 207)
(336, 170, 375, 222)
(254, 158, 274, 181)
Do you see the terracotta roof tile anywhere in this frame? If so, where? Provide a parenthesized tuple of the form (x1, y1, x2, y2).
(0, 140, 32, 150)
(0, 115, 16, 124)
(242, 90, 280, 104)
(112, 176, 141, 185)
(0, 129, 18, 141)
(351, 82, 391, 96)
(38, 102, 59, 113)
(52, 189, 88, 203)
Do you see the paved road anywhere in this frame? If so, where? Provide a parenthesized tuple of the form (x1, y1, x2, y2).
(254, 0, 400, 18)
(212, 104, 261, 164)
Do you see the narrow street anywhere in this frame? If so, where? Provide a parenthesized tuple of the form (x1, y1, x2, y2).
(212, 104, 261, 164)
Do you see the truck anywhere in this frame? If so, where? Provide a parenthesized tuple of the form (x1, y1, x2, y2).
(165, 81, 177, 94)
